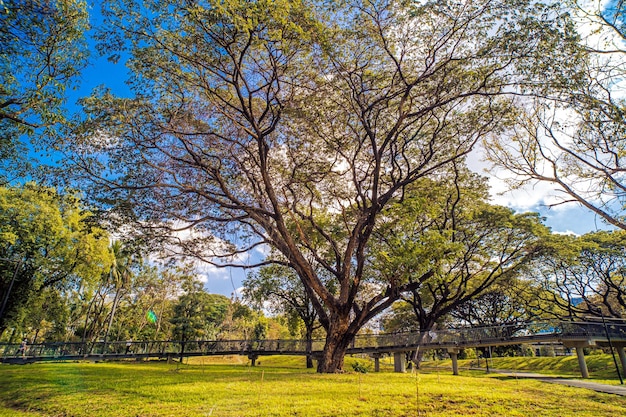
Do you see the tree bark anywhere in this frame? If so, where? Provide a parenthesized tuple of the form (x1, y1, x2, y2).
(102, 287, 122, 349)
(305, 325, 314, 369)
(316, 314, 354, 373)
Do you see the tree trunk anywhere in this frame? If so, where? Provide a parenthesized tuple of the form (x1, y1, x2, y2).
(155, 303, 164, 339)
(102, 287, 122, 349)
(305, 325, 314, 369)
(81, 290, 97, 345)
(8, 327, 17, 344)
(411, 333, 429, 368)
(317, 335, 352, 373)
(180, 331, 186, 364)
(316, 316, 354, 373)
(411, 324, 437, 368)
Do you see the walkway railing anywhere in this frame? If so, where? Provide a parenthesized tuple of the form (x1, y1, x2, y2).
(2, 320, 626, 362)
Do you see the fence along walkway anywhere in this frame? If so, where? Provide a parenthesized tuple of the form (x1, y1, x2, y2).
(2, 321, 626, 377)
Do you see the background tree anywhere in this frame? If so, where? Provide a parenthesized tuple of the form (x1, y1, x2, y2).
(170, 279, 230, 343)
(373, 167, 549, 362)
(77, 270, 113, 344)
(485, 0, 626, 229)
(8, 286, 68, 343)
(101, 241, 137, 347)
(244, 264, 322, 368)
(0, 183, 112, 337)
(220, 299, 255, 341)
(449, 278, 546, 327)
(70, 0, 581, 372)
(533, 230, 626, 319)
(14, 258, 190, 344)
(113, 264, 187, 341)
(382, 277, 548, 330)
(76, 241, 137, 346)
(0, 0, 89, 181)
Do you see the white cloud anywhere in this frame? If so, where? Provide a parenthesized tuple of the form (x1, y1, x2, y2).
(467, 145, 552, 207)
(252, 243, 271, 258)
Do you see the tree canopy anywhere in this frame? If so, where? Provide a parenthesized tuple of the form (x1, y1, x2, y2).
(0, 0, 89, 181)
(533, 230, 626, 319)
(485, 0, 626, 229)
(0, 183, 112, 334)
(171, 279, 230, 342)
(373, 167, 549, 338)
(66, 0, 584, 372)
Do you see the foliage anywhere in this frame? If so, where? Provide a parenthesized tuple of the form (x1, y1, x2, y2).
(0, 183, 112, 337)
(0, 0, 89, 181)
(532, 230, 626, 319)
(171, 279, 230, 342)
(72, 240, 142, 344)
(87, 263, 189, 342)
(375, 167, 549, 341)
(450, 278, 548, 327)
(115, 266, 175, 340)
(20, 287, 69, 343)
(244, 265, 319, 331)
(486, 0, 626, 229)
(69, 0, 581, 373)
(101, 240, 139, 344)
(220, 300, 265, 341)
(350, 360, 370, 373)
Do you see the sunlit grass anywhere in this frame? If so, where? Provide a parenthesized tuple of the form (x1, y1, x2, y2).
(1, 356, 625, 416)
(426, 353, 625, 384)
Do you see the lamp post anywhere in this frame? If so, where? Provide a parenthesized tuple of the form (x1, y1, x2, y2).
(592, 306, 624, 385)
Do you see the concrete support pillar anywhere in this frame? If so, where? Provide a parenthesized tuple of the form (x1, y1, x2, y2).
(449, 350, 459, 376)
(575, 347, 589, 379)
(393, 352, 405, 373)
(617, 346, 626, 376)
(373, 355, 381, 373)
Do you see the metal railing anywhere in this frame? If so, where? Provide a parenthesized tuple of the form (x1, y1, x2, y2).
(2, 320, 626, 361)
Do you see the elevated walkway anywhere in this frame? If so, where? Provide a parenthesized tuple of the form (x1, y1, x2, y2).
(3, 320, 626, 378)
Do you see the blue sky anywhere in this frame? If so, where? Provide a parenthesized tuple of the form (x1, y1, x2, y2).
(73, 5, 130, 102)
(538, 205, 610, 235)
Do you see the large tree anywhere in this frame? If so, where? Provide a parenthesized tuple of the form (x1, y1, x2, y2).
(485, 0, 626, 229)
(0, 0, 89, 181)
(372, 168, 549, 344)
(69, 0, 580, 372)
(0, 183, 112, 336)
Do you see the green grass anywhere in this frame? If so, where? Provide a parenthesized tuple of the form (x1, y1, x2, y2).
(1, 356, 625, 416)
(425, 353, 625, 383)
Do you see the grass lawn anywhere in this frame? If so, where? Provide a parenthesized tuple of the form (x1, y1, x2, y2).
(1, 355, 625, 416)
(426, 353, 626, 384)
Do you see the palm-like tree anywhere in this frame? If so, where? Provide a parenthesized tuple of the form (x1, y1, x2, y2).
(102, 241, 135, 349)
